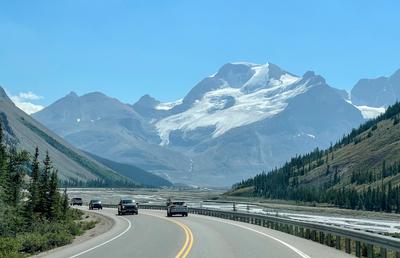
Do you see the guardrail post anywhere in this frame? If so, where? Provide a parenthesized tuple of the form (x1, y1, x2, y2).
(355, 241, 361, 257)
(319, 232, 324, 244)
(326, 234, 332, 247)
(305, 228, 311, 240)
(335, 236, 341, 250)
(300, 227, 304, 238)
(345, 238, 351, 254)
(379, 247, 387, 258)
(366, 244, 373, 258)
(294, 226, 298, 236)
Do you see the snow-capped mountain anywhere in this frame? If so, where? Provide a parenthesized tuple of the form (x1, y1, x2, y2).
(156, 63, 311, 146)
(35, 62, 366, 186)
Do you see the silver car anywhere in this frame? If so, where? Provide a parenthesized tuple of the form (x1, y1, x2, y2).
(167, 201, 188, 217)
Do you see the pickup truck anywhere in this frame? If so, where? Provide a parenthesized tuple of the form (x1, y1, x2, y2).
(118, 198, 138, 215)
(167, 201, 188, 217)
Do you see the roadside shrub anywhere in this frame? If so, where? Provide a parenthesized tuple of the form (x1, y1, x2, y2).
(79, 220, 97, 231)
(18, 232, 48, 253)
(68, 222, 83, 236)
(46, 232, 73, 248)
(0, 237, 22, 258)
(68, 209, 84, 220)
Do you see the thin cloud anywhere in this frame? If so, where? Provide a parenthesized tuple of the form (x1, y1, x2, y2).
(9, 91, 45, 114)
(18, 91, 43, 100)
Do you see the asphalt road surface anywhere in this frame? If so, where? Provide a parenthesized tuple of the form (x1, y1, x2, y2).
(41, 208, 352, 258)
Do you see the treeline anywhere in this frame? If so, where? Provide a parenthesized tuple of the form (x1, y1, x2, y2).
(0, 123, 95, 257)
(234, 159, 400, 213)
(280, 183, 400, 212)
(61, 178, 136, 188)
(232, 101, 400, 213)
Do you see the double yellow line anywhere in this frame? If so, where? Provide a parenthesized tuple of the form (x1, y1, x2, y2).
(142, 212, 193, 258)
(173, 219, 193, 258)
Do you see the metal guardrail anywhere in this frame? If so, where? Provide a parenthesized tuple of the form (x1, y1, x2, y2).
(99, 203, 400, 258)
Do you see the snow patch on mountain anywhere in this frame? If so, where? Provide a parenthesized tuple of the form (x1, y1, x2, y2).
(242, 63, 298, 91)
(355, 105, 385, 119)
(155, 99, 183, 110)
(156, 78, 309, 146)
(346, 100, 385, 119)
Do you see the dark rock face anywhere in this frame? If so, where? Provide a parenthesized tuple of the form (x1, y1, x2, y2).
(351, 69, 400, 107)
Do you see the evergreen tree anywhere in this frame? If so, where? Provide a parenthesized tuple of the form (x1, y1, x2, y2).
(2, 147, 29, 206)
(39, 151, 52, 214)
(61, 188, 69, 219)
(48, 170, 60, 220)
(27, 147, 41, 216)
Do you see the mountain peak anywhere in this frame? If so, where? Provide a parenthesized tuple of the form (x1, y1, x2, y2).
(0, 86, 8, 99)
(66, 91, 79, 98)
(214, 62, 256, 88)
(303, 71, 316, 79)
(81, 91, 108, 99)
(134, 94, 160, 108)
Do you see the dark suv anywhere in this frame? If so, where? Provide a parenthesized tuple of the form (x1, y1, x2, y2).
(89, 199, 102, 210)
(118, 199, 138, 215)
(71, 197, 83, 206)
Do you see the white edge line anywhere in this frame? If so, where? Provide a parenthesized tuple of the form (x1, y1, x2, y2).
(69, 216, 132, 258)
(192, 215, 311, 258)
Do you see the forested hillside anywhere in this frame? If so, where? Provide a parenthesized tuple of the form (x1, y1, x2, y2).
(0, 122, 97, 257)
(230, 102, 400, 213)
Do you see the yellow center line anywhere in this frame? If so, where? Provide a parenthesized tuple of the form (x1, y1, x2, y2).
(175, 220, 190, 258)
(181, 223, 193, 258)
(141, 212, 194, 258)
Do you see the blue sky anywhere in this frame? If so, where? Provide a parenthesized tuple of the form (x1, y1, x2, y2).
(1, 1, 399, 113)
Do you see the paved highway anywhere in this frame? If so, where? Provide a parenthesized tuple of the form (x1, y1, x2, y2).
(41, 208, 352, 258)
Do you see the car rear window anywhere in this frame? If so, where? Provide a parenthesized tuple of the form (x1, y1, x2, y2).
(122, 200, 134, 204)
(172, 202, 185, 205)
(73, 198, 82, 201)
